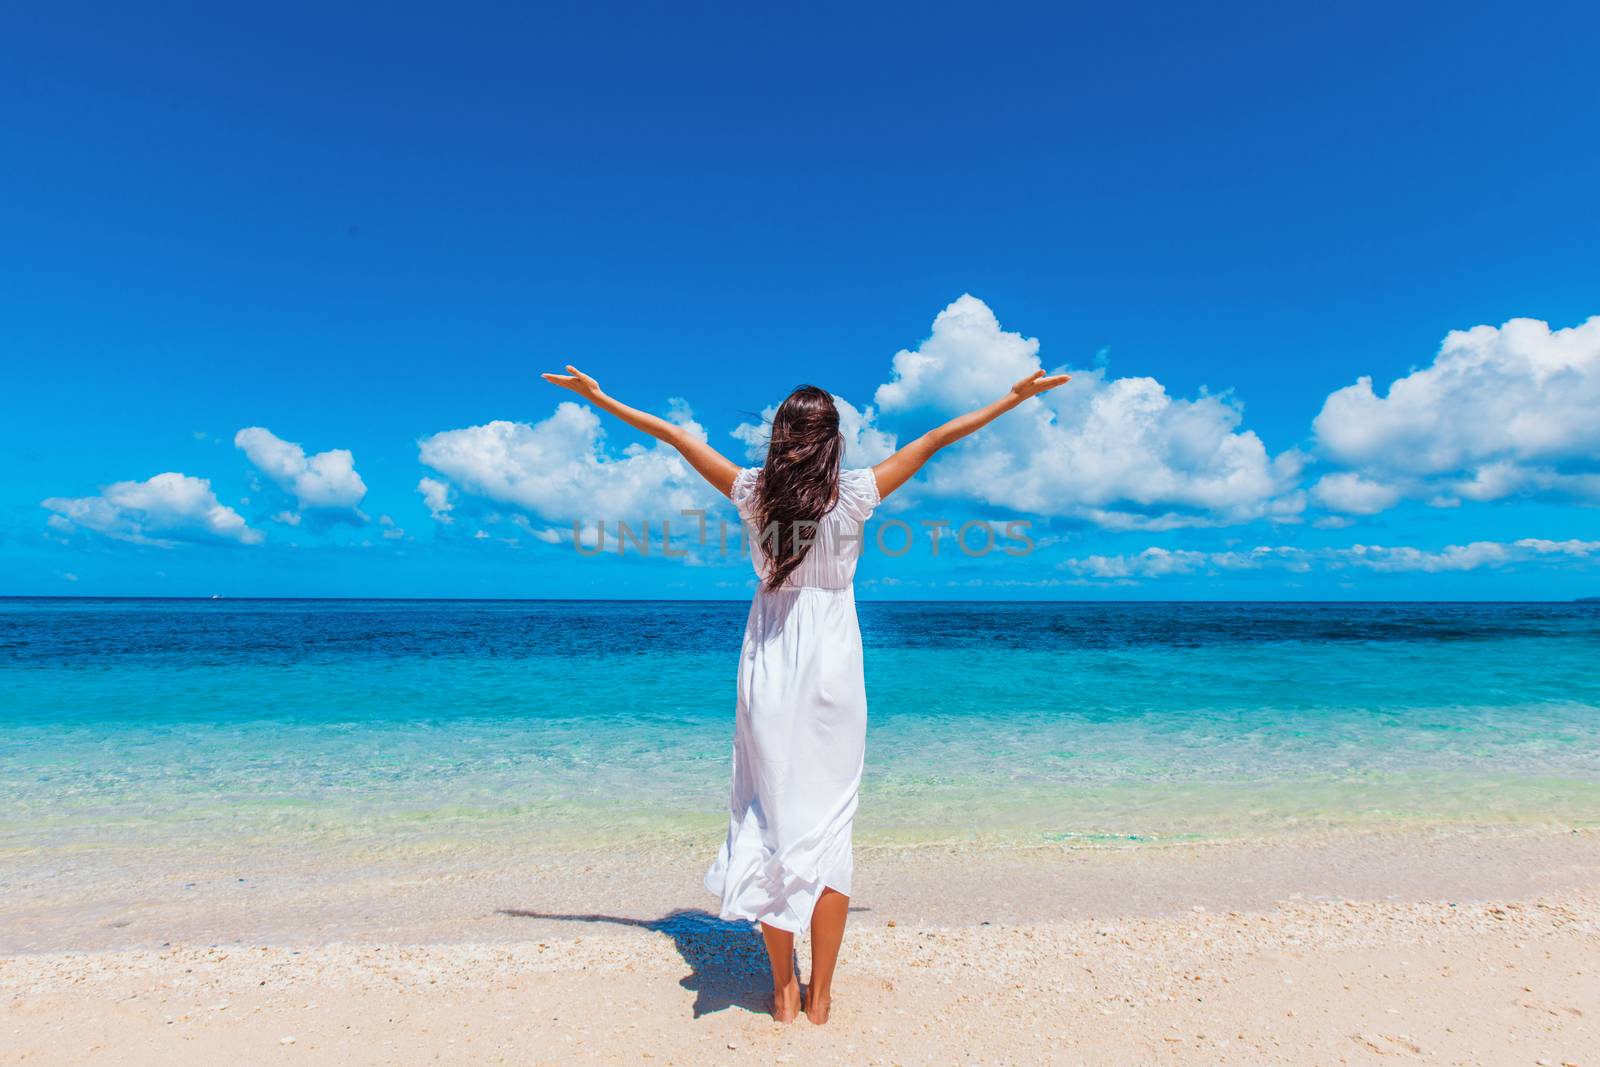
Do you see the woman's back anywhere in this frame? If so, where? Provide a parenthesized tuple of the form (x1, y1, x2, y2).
(732, 466, 879, 592)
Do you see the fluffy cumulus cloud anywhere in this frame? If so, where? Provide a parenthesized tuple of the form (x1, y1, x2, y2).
(417, 399, 724, 525)
(731, 395, 897, 467)
(1309, 472, 1403, 516)
(1062, 537, 1600, 581)
(875, 295, 1046, 414)
(234, 427, 368, 517)
(872, 295, 1303, 529)
(1311, 316, 1600, 514)
(417, 477, 454, 523)
(42, 473, 262, 547)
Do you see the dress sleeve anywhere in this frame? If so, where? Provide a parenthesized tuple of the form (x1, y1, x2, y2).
(835, 467, 881, 523)
(730, 467, 761, 519)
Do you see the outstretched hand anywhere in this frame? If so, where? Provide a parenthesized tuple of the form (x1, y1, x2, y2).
(1010, 369, 1071, 401)
(536, 363, 739, 494)
(541, 364, 605, 401)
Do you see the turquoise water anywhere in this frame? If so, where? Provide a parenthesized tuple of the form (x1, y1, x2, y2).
(2, 599, 1598, 854)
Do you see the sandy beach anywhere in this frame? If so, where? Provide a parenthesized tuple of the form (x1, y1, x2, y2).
(5, 828, 1598, 1065)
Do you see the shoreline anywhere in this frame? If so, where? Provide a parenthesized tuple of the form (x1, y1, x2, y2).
(6, 825, 1599, 1063)
(5, 824, 1597, 953)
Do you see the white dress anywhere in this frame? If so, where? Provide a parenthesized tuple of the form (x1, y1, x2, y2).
(703, 465, 880, 933)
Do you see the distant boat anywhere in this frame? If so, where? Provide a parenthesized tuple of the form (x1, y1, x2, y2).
(210, 594, 222, 600)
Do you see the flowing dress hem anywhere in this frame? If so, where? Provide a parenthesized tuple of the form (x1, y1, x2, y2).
(702, 858, 850, 933)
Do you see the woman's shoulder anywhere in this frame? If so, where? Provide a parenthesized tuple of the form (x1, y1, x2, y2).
(835, 467, 881, 517)
(840, 466, 878, 490)
(731, 466, 762, 510)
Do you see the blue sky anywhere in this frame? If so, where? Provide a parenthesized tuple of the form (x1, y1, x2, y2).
(5, 1, 1600, 599)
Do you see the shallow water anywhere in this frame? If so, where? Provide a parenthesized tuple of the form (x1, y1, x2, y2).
(2, 598, 1597, 856)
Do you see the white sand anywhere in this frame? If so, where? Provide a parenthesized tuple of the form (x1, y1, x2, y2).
(5, 828, 1600, 1064)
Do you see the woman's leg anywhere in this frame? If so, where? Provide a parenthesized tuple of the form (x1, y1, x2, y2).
(805, 887, 849, 1024)
(759, 921, 800, 1023)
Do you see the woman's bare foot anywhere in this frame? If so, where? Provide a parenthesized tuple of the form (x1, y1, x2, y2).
(804, 986, 832, 1025)
(771, 976, 800, 1023)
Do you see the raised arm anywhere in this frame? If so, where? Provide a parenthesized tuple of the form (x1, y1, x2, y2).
(542, 364, 741, 497)
(872, 369, 1071, 501)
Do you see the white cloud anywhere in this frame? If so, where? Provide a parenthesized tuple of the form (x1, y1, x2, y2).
(875, 294, 1045, 414)
(870, 295, 1302, 528)
(729, 419, 767, 461)
(418, 399, 724, 524)
(1331, 542, 1513, 573)
(1312, 316, 1600, 513)
(42, 473, 262, 547)
(1062, 537, 1600, 580)
(417, 477, 454, 524)
(1515, 537, 1600, 556)
(836, 397, 898, 466)
(1063, 545, 1311, 579)
(234, 427, 367, 512)
(1062, 547, 1209, 578)
(272, 510, 302, 526)
(510, 514, 601, 548)
(731, 394, 897, 467)
(1309, 472, 1402, 515)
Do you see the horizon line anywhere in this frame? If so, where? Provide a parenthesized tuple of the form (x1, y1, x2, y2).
(3, 595, 1596, 605)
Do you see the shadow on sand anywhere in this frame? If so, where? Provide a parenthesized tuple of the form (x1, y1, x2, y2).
(498, 908, 769, 1016)
(498, 906, 869, 1018)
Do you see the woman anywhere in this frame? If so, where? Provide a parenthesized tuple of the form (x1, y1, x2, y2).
(542, 364, 1070, 1023)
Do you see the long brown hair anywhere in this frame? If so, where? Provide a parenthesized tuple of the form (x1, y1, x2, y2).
(754, 386, 844, 590)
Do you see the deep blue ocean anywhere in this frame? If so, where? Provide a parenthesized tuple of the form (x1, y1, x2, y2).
(2, 598, 1597, 853)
